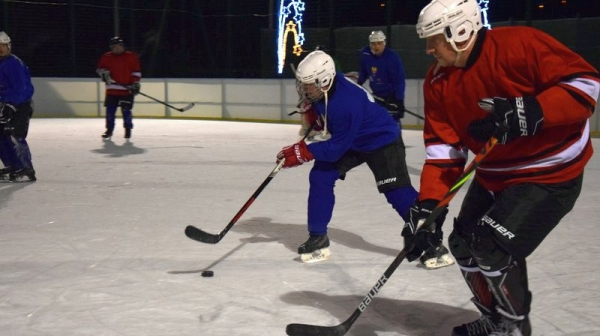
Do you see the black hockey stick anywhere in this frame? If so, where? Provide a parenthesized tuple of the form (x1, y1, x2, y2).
(372, 94, 424, 121)
(137, 91, 195, 113)
(185, 123, 316, 244)
(114, 83, 195, 112)
(184, 159, 286, 244)
(286, 127, 506, 336)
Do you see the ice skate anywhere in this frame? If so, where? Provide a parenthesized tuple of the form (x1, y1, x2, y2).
(9, 168, 36, 182)
(0, 167, 14, 181)
(452, 298, 499, 336)
(124, 128, 131, 139)
(298, 235, 331, 263)
(419, 244, 455, 269)
(453, 316, 496, 336)
(488, 308, 531, 336)
(102, 129, 113, 140)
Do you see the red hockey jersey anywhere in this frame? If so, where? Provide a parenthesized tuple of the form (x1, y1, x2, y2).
(420, 26, 599, 201)
(97, 51, 141, 96)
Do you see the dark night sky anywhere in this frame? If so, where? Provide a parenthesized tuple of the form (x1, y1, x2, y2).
(3, 0, 600, 78)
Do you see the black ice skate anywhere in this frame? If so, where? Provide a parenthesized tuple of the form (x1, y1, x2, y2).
(487, 308, 531, 336)
(124, 128, 131, 139)
(419, 244, 455, 269)
(452, 299, 498, 336)
(102, 129, 113, 140)
(0, 167, 14, 181)
(298, 234, 331, 263)
(9, 168, 36, 182)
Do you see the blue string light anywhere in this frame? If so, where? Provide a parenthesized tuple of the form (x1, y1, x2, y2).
(277, 0, 306, 74)
(479, 0, 492, 29)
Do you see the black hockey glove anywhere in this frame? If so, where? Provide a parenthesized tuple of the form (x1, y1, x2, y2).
(0, 103, 16, 122)
(467, 96, 543, 145)
(386, 97, 405, 121)
(401, 199, 447, 262)
(129, 82, 141, 95)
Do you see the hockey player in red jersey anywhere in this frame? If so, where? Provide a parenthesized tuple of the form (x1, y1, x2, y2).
(401, 0, 600, 335)
(96, 36, 141, 140)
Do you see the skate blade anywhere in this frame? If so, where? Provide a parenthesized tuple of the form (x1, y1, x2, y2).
(300, 248, 331, 263)
(421, 254, 455, 269)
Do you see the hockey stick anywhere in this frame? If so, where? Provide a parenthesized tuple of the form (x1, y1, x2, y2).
(114, 83, 195, 113)
(286, 127, 506, 336)
(137, 91, 195, 113)
(372, 94, 424, 120)
(185, 123, 316, 244)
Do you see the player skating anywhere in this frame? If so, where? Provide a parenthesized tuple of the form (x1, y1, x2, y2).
(403, 0, 600, 335)
(277, 50, 454, 266)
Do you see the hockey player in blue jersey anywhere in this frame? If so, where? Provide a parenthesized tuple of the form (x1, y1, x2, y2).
(0, 31, 36, 182)
(357, 31, 407, 123)
(277, 50, 453, 267)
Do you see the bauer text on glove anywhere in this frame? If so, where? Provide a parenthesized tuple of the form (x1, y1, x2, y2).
(467, 96, 543, 144)
(276, 141, 314, 168)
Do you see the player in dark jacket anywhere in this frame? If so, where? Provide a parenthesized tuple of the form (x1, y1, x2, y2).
(0, 31, 36, 182)
(358, 31, 407, 124)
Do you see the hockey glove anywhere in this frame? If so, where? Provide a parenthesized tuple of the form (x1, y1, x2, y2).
(129, 82, 141, 95)
(386, 97, 405, 121)
(276, 141, 314, 168)
(97, 68, 115, 84)
(467, 96, 543, 144)
(0, 103, 16, 122)
(401, 199, 447, 262)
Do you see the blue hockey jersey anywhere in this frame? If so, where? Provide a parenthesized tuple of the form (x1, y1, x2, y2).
(0, 54, 34, 105)
(357, 46, 406, 101)
(306, 73, 399, 162)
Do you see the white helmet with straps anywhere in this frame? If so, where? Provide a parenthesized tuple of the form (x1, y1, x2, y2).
(416, 0, 482, 50)
(368, 30, 386, 43)
(0, 31, 11, 44)
(296, 50, 336, 103)
(296, 50, 336, 90)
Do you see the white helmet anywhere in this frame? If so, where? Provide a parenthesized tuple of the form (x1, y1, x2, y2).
(416, 0, 482, 47)
(296, 50, 336, 88)
(368, 30, 386, 43)
(0, 31, 10, 44)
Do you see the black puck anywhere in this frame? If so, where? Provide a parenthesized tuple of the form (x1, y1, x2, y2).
(201, 270, 214, 277)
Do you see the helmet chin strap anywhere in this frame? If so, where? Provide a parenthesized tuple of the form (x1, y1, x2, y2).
(449, 32, 477, 66)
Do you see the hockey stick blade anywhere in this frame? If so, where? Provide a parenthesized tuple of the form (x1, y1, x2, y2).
(185, 225, 222, 244)
(286, 323, 348, 336)
(185, 124, 316, 246)
(177, 102, 195, 112)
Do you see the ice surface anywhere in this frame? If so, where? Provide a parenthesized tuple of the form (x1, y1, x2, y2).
(1, 118, 599, 336)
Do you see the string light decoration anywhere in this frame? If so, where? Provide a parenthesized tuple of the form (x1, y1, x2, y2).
(277, 0, 306, 74)
(478, 0, 492, 29)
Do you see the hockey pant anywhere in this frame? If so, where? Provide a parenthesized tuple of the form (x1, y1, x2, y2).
(104, 94, 134, 130)
(448, 174, 583, 319)
(0, 101, 34, 170)
(307, 137, 416, 235)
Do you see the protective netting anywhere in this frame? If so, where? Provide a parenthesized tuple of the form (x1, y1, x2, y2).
(1, 0, 598, 78)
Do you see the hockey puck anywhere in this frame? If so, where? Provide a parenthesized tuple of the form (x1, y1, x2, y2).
(201, 270, 214, 277)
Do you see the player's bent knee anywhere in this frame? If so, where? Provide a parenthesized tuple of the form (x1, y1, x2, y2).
(470, 233, 513, 273)
(448, 229, 475, 267)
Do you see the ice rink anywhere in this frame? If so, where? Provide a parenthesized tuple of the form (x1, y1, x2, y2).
(1, 118, 599, 336)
